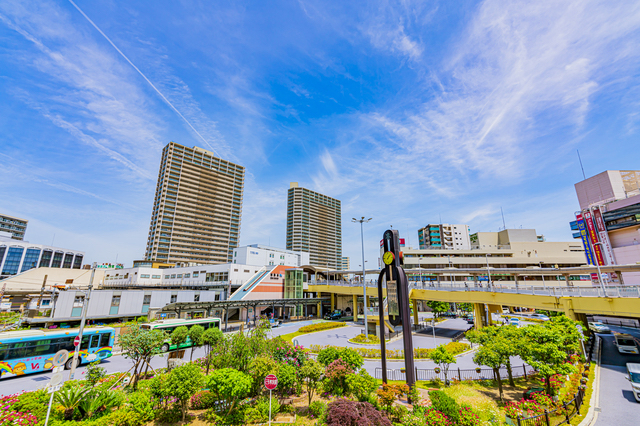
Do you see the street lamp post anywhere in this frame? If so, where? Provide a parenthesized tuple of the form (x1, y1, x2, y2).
(352, 217, 372, 338)
(448, 255, 453, 285)
(485, 254, 493, 290)
(539, 262, 546, 291)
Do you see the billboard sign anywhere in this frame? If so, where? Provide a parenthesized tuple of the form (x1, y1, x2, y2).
(575, 213, 595, 265)
(592, 207, 616, 265)
(583, 211, 605, 266)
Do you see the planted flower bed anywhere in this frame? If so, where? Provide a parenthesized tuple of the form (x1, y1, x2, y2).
(298, 321, 347, 333)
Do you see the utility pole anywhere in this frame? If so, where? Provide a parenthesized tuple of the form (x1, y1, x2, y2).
(37, 275, 48, 313)
(69, 263, 96, 380)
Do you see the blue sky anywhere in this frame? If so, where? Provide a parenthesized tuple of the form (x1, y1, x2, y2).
(1, 0, 640, 267)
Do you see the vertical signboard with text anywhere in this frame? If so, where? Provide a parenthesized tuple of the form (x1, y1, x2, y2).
(583, 211, 605, 266)
(575, 213, 595, 266)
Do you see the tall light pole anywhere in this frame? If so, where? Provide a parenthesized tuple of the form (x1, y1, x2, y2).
(353, 217, 372, 338)
(485, 253, 493, 290)
(539, 262, 546, 291)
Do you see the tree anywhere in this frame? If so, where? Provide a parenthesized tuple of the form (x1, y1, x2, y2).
(165, 363, 204, 421)
(521, 322, 578, 395)
(300, 358, 324, 405)
(188, 324, 205, 361)
(118, 324, 166, 389)
(201, 327, 223, 374)
(248, 356, 278, 397)
(207, 368, 253, 418)
(426, 301, 450, 318)
(170, 325, 189, 349)
(468, 325, 522, 386)
(473, 343, 508, 402)
(430, 344, 456, 385)
(458, 303, 473, 313)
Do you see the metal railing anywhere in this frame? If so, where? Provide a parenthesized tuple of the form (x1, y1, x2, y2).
(310, 280, 640, 298)
(375, 364, 535, 382)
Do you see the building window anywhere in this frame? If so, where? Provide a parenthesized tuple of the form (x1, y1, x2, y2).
(152, 275, 161, 279)
(38, 250, 52, 268)
(20, 248, 41, 273)
(63, 253, 74, 269)
(110, 295, 121, 315)
(194, 293, 200, 302)
(72, 255, 83, 269)
(193, 272, 199, 278)
(164, 275, 170, 279)
(184, 273, 190, 278)
(51, 252, 63, 268)
(177, 274, 182, 278)
(1, 247, 24, 276)
(170, 294, 177, 303)
(140, 274, 150, 279)
(171, 274, 176, 279)
(143, 295, 151, 304)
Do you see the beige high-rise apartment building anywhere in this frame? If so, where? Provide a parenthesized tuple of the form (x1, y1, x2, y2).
(286, 183, 342, 269)
(145, 142, 244, 265)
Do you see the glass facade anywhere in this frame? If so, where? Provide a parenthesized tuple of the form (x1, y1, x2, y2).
(2, 247, 24, 275)
(51, 252, 63, 268)
(20, 248, 41, 273)
(73, 255, 83, 269)
(0, 247, 5, 267)
(39, 250, 52, 268)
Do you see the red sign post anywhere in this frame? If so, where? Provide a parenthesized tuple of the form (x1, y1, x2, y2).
(73, 336, 81, 347)
(264, 374, 277, 425)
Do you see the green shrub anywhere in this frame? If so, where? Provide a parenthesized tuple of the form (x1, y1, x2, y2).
(190, 390, 217, 410)
(317, 346, 341, 366)
(346, 369, 378, 402)
(309, 400, 327, 418)
(350, 334, 380, 344)
(255, 395, 281, 421)
(317, 346, 363, 371)
(165, 363, 204, 421)
(277, 363, 299, 394)
(429, 390, 459, 423)
(126, 391, 155, 422)
(12, 389, 49, 419)
(299, 322, 346, 333)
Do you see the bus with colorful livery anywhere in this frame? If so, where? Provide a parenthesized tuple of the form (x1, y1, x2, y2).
(0, 326, 115, 377)
(140, 317, 220, 352)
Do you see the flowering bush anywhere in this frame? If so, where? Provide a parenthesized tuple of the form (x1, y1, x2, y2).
(273, 343, 308, 367)
(376, 383, 408, 411)
(299, 322, 347, 333)
(0, 394, 38, 426)
(504, 397, 547, 419)
(325, 359, 353, 396)
(190, 390, 217, 409)
(423, 408, 452, 426)
(541, 374, 564, 394)
(457, 406, 480, 426)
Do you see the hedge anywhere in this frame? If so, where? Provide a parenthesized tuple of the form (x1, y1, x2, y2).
(309, 341, 469, 359)
(298, 322, 347, 333)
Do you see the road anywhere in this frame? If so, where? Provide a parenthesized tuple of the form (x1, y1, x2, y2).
(594, 326, 640, 425)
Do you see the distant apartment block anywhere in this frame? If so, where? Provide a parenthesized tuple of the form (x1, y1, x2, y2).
(286, 183, 342, 269)
(233, 244, 310, 267)
(418, 224, 471, 250)
(341, 256, 350, 271)
(0, 232, 84, 279)
(0, 214, 27, 240)
(145, 142, 245, 265)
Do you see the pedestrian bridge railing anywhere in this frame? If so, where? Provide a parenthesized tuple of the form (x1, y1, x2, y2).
(309, 280, 640, 298)
(375, 364, 535, 382)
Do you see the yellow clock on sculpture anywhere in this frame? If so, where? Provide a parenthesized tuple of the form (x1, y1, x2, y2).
(383, 251, 395, 265)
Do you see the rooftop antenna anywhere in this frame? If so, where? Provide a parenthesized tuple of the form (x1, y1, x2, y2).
(500, 207, 507, 230)
(439, 213, 442, 223)
(577, 149, 586, 180)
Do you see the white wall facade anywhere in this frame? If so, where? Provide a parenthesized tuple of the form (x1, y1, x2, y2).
(233, 244, 310, 267)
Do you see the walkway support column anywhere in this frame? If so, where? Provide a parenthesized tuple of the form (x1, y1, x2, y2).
(473, 303, 486, 330)
(317, 302, 321, 318)
(353, 294, 358, 321)
(412, 299, 419, 326)
(330, 293, 335, 312)
(486, 304, 502, 325)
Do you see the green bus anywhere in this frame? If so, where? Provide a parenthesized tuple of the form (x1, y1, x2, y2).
(140, 317, 221, 352)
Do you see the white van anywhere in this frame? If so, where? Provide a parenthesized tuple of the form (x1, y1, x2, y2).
(614, 333, 639, 354)
(626, 363, 640, 402)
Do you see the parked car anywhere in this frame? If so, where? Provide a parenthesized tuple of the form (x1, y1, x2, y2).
(614, 333, 639, 354)
(509, 317, 520, 326)
(324, 310, 343, 320)
(502, 308, 511, 314)
(588, 322, 611, 333)
(466, 317, 474, 324)
(626, 363, 640, 402)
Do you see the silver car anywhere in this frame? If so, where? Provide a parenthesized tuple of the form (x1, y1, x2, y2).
(588, 322, 611, 333)
(626, 363, 640, 402)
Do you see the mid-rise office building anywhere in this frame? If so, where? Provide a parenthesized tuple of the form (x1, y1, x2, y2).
(570, 170, 640, 284)
(419, 224, 471, 250)
(341, 256, 350, 270)
(0, 231, 84, 279)
(0, 214, 27, 240)
(286, 183, 342, 269)
(233, 244, 310, 267)
(145, 142, 245, 265)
